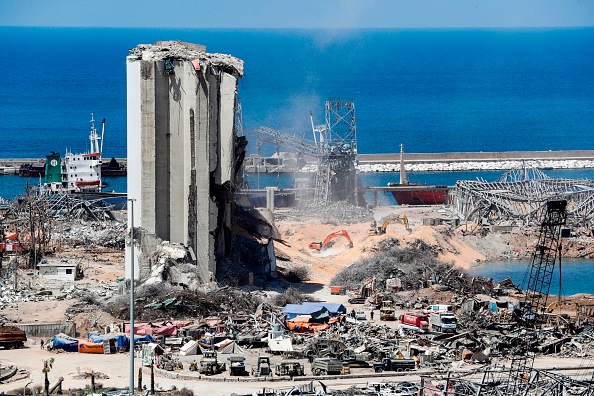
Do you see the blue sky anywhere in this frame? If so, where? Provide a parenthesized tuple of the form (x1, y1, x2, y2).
(1, 0, 593, 28)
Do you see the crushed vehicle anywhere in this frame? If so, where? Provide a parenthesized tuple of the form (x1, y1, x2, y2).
(311, 357, 343, 376)
(275, 360, 304, 377)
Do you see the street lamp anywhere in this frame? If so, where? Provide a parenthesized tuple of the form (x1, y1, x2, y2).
(127, 198, 136, 395)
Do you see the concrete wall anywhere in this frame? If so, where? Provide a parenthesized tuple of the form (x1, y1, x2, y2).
(16, 322, 76, 338)
(126, 42, 242, 283)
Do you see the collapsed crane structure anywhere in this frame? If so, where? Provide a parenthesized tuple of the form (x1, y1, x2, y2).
(448, 165, 594, 229)
(241, 100, 359, 206)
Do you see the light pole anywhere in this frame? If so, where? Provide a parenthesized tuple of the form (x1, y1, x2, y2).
(127, 198, 136, 395)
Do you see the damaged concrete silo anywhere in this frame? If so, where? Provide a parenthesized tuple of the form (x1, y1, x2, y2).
(126, 41, 244, 283)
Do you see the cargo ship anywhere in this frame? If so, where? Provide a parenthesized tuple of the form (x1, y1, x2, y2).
(388, 144, 449, 205)
(39, 114, 104, 194)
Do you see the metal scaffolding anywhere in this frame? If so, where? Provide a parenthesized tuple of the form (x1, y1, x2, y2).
(240, 100, 360, 206)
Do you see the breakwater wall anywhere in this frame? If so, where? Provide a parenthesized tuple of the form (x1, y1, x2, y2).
(357, 150, 594, 172)
(3, 151, 594, 175)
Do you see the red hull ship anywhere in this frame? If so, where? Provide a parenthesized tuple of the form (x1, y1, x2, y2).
(388, 144, 449, 206)
(389, 185, 448, 205)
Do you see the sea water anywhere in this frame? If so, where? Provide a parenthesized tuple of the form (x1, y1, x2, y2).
(0, 27, 593, 160)
(468, 258, 594, 296)
(1, 27, 594, 290)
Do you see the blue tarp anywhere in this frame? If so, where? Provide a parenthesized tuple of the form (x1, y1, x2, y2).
(302, 302, 347, 314)
(52, 333, 78, 352)
(88, 333, 154, 352)
(282, 304, 330, 320)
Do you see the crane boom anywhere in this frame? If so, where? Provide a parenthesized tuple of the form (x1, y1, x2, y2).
(243, 126, 321, 158)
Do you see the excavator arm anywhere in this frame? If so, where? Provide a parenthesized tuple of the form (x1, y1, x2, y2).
(309, 230, 353, 250)
(369, 215, 409, 236)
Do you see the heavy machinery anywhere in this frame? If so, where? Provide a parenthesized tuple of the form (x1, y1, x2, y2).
(398, 313, 429, 332)
(304, 338, 371, 367)
(0, 325, 27, 349)
(198, 350, 226, 375)
(379, 300, 396, 321)
(341, 348, 373, 367)
(226, 355, 247, 376)
(309, 230, 353, 251)
(348, 277, 377, 304)
(545, 300, 578, 314)
(311, 357, 343, 376)
(252, 355, 272, 377)
(369, 216, 409, 236)
(275, 360, 304, 377)
(429, 313, 457, 333)
(373, 358, 416, 372)
(504, 199, 568, 394)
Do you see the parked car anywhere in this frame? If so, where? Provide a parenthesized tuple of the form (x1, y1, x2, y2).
(355, 310, 367, 320)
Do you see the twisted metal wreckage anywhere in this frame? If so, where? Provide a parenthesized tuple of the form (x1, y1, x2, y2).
(420, 200, 594, 396)
(448, 165, 594, 229)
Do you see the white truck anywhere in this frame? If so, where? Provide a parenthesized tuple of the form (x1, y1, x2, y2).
(429, 313, 457, 333)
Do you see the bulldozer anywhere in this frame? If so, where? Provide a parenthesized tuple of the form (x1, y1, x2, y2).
(379, 300, 396, 321)
(369, 216, 409, 236)
(309, 230, 353, 251)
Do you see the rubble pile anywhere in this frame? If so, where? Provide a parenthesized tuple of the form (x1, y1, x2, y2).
(57, 219, 126, 249)
(269, 287, 318, 307)
(0, 262, 82, 315)
(128, 41, 244, 77)
(103, 284, 264, 322)
(331, 239, 474, 294)
(276, 201, 374, 225)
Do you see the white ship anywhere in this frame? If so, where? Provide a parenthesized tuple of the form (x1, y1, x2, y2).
(40, 114, 104, 194)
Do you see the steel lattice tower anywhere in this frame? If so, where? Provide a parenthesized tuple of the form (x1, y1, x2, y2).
(504, 199, 567, 394)
(314, 100, 359, 205)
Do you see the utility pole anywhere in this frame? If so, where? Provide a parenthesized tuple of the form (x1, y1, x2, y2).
(128, 198, 136, 396)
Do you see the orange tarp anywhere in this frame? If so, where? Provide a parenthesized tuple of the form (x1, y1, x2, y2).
(78, 340, 104, 354)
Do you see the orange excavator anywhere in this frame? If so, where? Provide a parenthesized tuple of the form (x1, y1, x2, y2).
(309, 230, 353, 251)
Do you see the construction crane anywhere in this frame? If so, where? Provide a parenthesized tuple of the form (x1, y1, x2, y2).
(309, 230, 353, 251)
(423, 199, 588, 396)
(368, 216, 409, 236)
